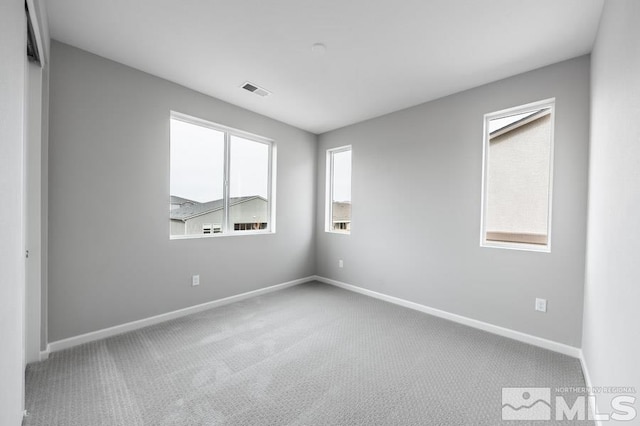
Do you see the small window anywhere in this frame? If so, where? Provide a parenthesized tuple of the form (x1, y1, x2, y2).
(480, 99, 555, 252)
(170, 112, 275, 239)
(326, 146, 352, 234)
(234, 222, 267, 231)
(201, 223, 221, 234)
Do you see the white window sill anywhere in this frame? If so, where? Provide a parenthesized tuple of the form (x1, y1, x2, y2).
(170, 230, 274, 240)
(480, 240, 550, 253)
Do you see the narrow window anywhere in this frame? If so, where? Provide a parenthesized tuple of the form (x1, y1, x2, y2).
(170, 112, 274, 238)
(326, 146, 352, 233)
(480, 99, 555, 252)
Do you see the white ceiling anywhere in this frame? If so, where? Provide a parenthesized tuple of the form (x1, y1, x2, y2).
(47, 0, 604, 134)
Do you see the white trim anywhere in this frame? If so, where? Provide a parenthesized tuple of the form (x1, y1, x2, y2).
(481, 239, 551, 253)
(484, 97, 556, 122)
(579, 350, 603, 426)
(325, 145, 352, 234)
(45, 275, 582, 360)
(47, 276, 314, 353)
(38, 349, 49, 362)
(314, 275, 580, 358)
(170, 229, 273, 240)
(269, 143, 277, 233)
(223, 129, 230, 232)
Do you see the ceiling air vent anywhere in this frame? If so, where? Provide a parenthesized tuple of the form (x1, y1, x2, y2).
(241, 82, 271, 97)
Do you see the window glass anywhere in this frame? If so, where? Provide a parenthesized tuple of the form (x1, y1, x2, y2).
(327, 147, 352, 233)
(170, 118, 225, 237)
(481, 100, 554, 251)
(169, 113, 273, 238)
(229, 135, 270, 232)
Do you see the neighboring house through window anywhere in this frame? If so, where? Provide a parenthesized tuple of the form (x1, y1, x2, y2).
(326, 146, 352, 234)
(202, 223, 221, 234)
(480, 99, 555, 252)
(169, 112, 275, 238)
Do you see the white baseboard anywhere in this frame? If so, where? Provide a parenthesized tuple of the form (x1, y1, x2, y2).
(45, 274, 581, 360)
(47, 276, 314, 354)
(314, 275, 581, 358)
(579, 350, 603, 426)
(39, 349, 49, 361)
(579, 350, 594, 389)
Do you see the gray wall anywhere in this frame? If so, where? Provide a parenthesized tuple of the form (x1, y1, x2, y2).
(583, 0, 640, 412)
(0, 1, 26, 424)
(48, 41, 317, 342)
(317, 56, 590, 347)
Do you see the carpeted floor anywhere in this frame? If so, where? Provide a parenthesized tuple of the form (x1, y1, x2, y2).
(25, 282, 592, 425)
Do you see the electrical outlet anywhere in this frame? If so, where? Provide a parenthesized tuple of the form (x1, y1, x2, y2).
(338, 259, 344, 268)
(535, 298, 547, 312)
(192, 275, 200, 287)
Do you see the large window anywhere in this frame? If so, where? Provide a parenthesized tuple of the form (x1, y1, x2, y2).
(326, 146, 352, 233)
(170, 112, 274, 238)
(480, 99, 555, 252)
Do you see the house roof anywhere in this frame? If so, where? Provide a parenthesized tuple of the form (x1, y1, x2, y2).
(170, 195, 196, 205)
(490, 108, 551, 140)
(170, 196, 266, 221)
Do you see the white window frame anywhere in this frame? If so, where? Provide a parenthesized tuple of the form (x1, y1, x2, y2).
(325, 145, 352, 234)
(170, 111, 276, 239)
(479, 98, 555, 253)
